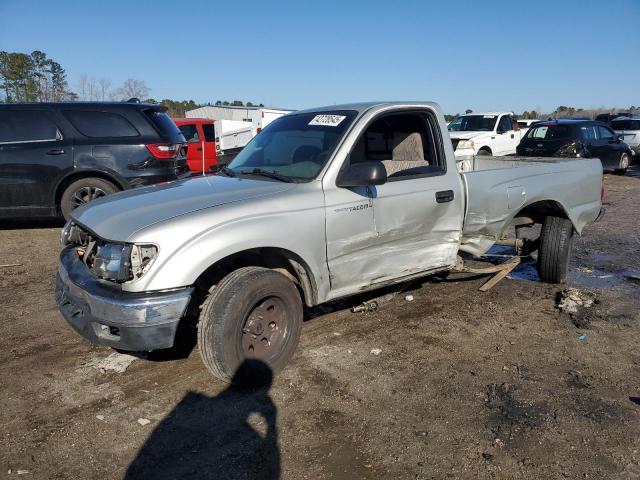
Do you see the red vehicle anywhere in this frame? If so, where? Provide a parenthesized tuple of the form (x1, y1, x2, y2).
(173, 118, 217, 173)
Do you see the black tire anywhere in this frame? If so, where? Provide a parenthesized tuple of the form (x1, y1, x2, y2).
(477, 149, 491, 156)
(614, 152, 630, 175)
(197, 266, 303, 383)
(60, 177, 118, 220)
(537, 215, 574, 283)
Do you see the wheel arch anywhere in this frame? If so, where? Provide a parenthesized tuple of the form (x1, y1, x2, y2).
(193, 246, 318, 307)
(54, 169, 128, 208)
(509, 199, 577, 232)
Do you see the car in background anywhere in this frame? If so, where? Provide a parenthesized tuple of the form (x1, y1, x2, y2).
(516, 119, 632, 174)
(448, 112, 524, 157)
(173, 118, 217, 173)
(517, 119, 540, 129)
(611, 116, 640, 159)
(0, 102, 189, 220)
(595, 112, 632, 124)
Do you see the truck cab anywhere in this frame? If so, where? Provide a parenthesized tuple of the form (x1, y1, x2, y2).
(173, 118, 217, 173)
(449, 112, 523, 157)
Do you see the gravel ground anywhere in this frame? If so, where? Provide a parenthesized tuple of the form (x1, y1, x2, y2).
(1, 167, 639, 480)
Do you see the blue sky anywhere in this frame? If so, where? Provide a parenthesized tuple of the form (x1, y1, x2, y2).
(1, 0, 638, 114)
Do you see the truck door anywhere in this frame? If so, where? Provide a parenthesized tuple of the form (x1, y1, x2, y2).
(0, 108, 73, 211)
(495, 114, 516, 155)
(178, 122, 202, 172)
(326, 110, 464, 291)
(201, 122, 218, 170)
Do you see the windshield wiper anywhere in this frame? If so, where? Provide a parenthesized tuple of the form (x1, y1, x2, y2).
(216, 166, 236, 177)
(237, 168, 293, 183)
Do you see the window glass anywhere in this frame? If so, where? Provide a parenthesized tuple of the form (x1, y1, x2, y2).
(349, 112, 443, 179)
(597, 126, 615, 140)
(202, 124, 216, 142)
(227, 111, 356, 181)
(178, 124, 200, 143)
(448, 115, 497, 132)
(581, 126, 597, 141)
(144, 110, 185, 142)
(498, 115, 512, 132)
(611, 120, 640, 131)
(0, 110, 60, 143)
(527, 124, 572, 140)
(64, 110, 139, 137)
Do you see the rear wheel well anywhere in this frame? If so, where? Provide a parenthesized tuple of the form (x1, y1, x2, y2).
(55, 172, 125, 210)
(477, 147, 492, 155)
(512, 200, 570, 226)
(194, 248, 317, 307)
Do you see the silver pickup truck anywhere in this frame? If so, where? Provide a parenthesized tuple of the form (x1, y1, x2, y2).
(56, 102, 604, 382)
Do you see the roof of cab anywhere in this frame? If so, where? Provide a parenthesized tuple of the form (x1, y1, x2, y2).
(173, 117, 213, 124)
(294, 101, 444, 116)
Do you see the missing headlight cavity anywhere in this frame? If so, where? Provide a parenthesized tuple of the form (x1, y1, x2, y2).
(131, 244, 159, 279)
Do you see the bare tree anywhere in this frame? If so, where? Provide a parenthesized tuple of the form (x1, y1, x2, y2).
(98, 78, 111, 101)
(114, 78, 150, 101)
(87, 76, 98, 100)
(77, 74, 89, 100)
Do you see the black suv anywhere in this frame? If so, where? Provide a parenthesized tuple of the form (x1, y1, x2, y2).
(0, 102, 188, 219)
(516, 119, 633, 175)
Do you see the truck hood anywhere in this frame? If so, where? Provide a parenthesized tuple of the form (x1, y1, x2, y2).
(449, 131, 491, 140)
(71, 175, 296, 241)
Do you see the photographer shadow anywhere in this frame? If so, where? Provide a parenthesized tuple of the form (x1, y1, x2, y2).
(125, 359, 280, 480)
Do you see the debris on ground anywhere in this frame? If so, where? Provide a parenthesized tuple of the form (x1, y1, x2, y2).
(0, 263, 22, 268)
(370, 348, 382, 356)
(405, 295, 414, 302)
(626, 274, 640, 283)
(96, 415, 105, 421)
(578, 333, 588, 342)
(86, 352, 138, 374)
(556, 288, 598, 329)
(137, 418, 151, 426)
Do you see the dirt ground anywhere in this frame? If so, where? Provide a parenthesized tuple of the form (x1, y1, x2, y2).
(1, 168, 640, 480)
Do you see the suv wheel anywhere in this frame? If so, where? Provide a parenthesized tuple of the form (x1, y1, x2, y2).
(614, 153, 630, 175)
(60, 177, 118, 220)
(537, 215, 574, 283)
(197, 267, 303, 383)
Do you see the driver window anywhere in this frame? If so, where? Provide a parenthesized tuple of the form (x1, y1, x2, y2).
(498, 115, 512, 132)
(349, 112, 443, 180)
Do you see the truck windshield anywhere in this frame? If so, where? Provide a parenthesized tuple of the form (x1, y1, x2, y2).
(448, 115, 497, 132)
(226, 110, 357, 181)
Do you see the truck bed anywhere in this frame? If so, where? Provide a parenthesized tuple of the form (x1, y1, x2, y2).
(459, 155, 603, 255)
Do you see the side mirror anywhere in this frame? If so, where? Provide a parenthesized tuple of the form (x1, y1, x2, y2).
(336, 161, 387, 188)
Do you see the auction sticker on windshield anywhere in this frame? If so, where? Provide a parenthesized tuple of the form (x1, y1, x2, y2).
(309, 115, 346, 127)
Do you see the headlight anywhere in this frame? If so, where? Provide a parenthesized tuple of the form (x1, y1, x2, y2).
(457, 139, 475, 150)
(92, 243, 133, 282)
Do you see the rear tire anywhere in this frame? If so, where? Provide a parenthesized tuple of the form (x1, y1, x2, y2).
(477, 149, 491, 156)
(197, 267, 303, 383)
(614, 152, 630, 175)
(537, 215, 574, 284)
(60, 177, 118, 220)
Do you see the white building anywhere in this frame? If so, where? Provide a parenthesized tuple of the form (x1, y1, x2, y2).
(185, 105, 293, 130)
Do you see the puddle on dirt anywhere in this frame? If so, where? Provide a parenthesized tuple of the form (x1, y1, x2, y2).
(482, 246, 640, 289)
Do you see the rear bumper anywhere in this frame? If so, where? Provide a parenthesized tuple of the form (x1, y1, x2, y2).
(55, 246, 193, 351)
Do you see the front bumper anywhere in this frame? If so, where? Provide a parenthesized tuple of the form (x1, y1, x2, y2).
(55, 246, 193, 351)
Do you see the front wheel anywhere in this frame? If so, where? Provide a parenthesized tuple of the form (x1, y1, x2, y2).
(537, 215, 574, 283)
(197, 267, 303, 383)
(614, 152, 630, 175)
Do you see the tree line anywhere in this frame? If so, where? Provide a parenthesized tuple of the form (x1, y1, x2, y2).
(445, 105, 638, 122)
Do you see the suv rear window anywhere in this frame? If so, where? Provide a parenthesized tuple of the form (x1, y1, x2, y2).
(145, 110, 185, 142)
(0, 110, 60, 143)
(526, 124, 572, 140)
(611, 120, 640, 130)
(63, 110, 139, 138)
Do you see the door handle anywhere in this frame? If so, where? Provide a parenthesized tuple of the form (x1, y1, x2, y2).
(196, 147, 203, 151)
(436, 190, 454, 203)
(46, 149, 65, 155)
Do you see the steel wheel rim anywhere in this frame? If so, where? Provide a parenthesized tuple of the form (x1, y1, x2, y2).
(71, 186, 107, 208)
(241, 296, 290, 362)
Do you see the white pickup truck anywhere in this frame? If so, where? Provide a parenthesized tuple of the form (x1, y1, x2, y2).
(449, 112, 526, 157)
(57, 102, 604, 382)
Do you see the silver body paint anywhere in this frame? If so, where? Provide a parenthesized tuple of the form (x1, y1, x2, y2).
(70, 102, 603, 305)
